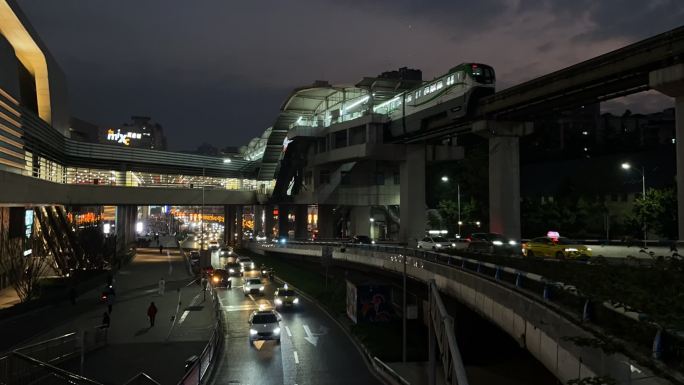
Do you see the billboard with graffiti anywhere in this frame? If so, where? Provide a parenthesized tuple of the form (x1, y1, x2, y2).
(346, 280, 394, 324)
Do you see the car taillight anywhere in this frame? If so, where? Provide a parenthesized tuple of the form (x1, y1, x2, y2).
(465, 237, 472, 242)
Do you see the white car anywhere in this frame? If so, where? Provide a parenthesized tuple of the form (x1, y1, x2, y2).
(248, 310, 281, 345)
(417, 236, 453, 250)
(243, 278, 265, 296)
(238, 257, 256, 271)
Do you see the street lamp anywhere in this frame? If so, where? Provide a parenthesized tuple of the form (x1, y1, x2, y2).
(620, 162, 647, 244)
(440, 176, 461, 236)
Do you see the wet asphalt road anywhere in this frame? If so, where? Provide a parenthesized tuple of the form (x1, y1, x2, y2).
(207, 269, 380, 385)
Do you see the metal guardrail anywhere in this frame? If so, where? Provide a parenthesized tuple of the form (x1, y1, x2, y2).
(373, 357, 410, 385)
(428, 280, 468, 385)
(0, 325, 107, 385)
(176, 280, 224, 385)
(0, 351, 102, 385)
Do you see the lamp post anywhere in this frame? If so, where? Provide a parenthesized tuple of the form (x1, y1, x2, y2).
(441, 176, 461, 236)
(621, 162, 647, 245)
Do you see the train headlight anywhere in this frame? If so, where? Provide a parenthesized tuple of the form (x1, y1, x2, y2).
(492, 240, 504, 246)
(273, 327, 281, 334)
(275, 299, 283, 305)
(249, 329, 257, 335)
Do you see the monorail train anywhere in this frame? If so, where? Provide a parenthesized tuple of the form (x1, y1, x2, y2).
(374, 63, 496, 137)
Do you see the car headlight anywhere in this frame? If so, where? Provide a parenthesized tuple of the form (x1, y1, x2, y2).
(251, 263, 255, 268)
(273, 327, 281, 334)
(229, 269, 235, 273)
(435, 244, 442, 248)
(212, 277, 219, 282)
(259, 286, 265, 291)
(293, 298, 299, 304)
(240, 268, 244, 272)
(262, 270, 267, 274)
(451, 243, 456, 247)
(249, 329, 257, 335)
(492, 240, 503, 246)
(586, 247, 592, 251)
(564, 248, 578, 252)
(508, 240, 517, 245)
(228, 251, 233, 255)
(275, 299, 283, 305)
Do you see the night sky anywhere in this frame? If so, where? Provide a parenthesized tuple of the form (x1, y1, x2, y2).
(19, 0, 683, 151)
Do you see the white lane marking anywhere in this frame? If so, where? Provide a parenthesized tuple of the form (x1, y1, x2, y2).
(285, 325, 292, 337)
(178, 293, 201, 324)
(293, 351, 299, 364)
(303, 324, 319, 346)
(222, 304, 261, 312)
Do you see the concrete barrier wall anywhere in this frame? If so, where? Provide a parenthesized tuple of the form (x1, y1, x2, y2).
(257, 244, 670, 385)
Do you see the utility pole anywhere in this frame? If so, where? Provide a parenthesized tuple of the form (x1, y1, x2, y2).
(402, 253, 407, 363)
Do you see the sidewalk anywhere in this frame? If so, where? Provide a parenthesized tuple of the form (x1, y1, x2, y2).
(13, 236, 216, 385)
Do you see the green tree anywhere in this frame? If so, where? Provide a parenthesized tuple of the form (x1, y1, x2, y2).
(629, 187, 677, 239)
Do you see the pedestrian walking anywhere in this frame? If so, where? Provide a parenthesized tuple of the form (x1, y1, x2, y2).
(106, 292, 115, 314)
(159, 244, 164, 254)
(158, 277, 166, 296)
(201, 276, 208, 301)
(102, 311, 110, 328)
(147, 302, 158, 327)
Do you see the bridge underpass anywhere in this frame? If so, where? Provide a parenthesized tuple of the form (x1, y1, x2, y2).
(251, 242, 679, 385)
(247, 244, 557, 385)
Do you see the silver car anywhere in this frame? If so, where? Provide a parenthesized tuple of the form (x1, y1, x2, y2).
(238, 257, 256, 271)
(248, 310, 282, 344)
(243, 278, 265, 296)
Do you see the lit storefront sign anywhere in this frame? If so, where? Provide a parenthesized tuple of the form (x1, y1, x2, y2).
(106, 129, 143, 146)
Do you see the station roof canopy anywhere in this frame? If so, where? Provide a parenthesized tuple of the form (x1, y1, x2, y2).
(277, 81, 362, 127)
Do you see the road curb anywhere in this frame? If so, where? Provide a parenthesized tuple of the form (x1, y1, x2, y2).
(272, 275, 401, 385)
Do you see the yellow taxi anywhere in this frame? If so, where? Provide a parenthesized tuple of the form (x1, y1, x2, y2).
(522, 236, 592, 259)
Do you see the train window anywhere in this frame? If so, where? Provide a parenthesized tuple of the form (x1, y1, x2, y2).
(470, 66, 495, 84)
(424, 87, 430, 94)
(406, 95, 412, 102)
(430, 84, 436, 92)
(436, 81, 443, 89)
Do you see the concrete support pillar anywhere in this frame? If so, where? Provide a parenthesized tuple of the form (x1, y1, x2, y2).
(295, 205, 309, 240)
(116, 205, 136, 258)
(236, 205, 243, 245)
(265, 205, 275, 239)
(224, 205, 235, 245)
(399, 145, 426, 246)
(473, 120, 532, 240)
(317, 205, 335, 239)
(254, 205, 264, 236)
(489, 135, 521, 239)
(278, 205, 290, 239)
(650, 64, 684, 240)
(350, 206, 371, 237)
